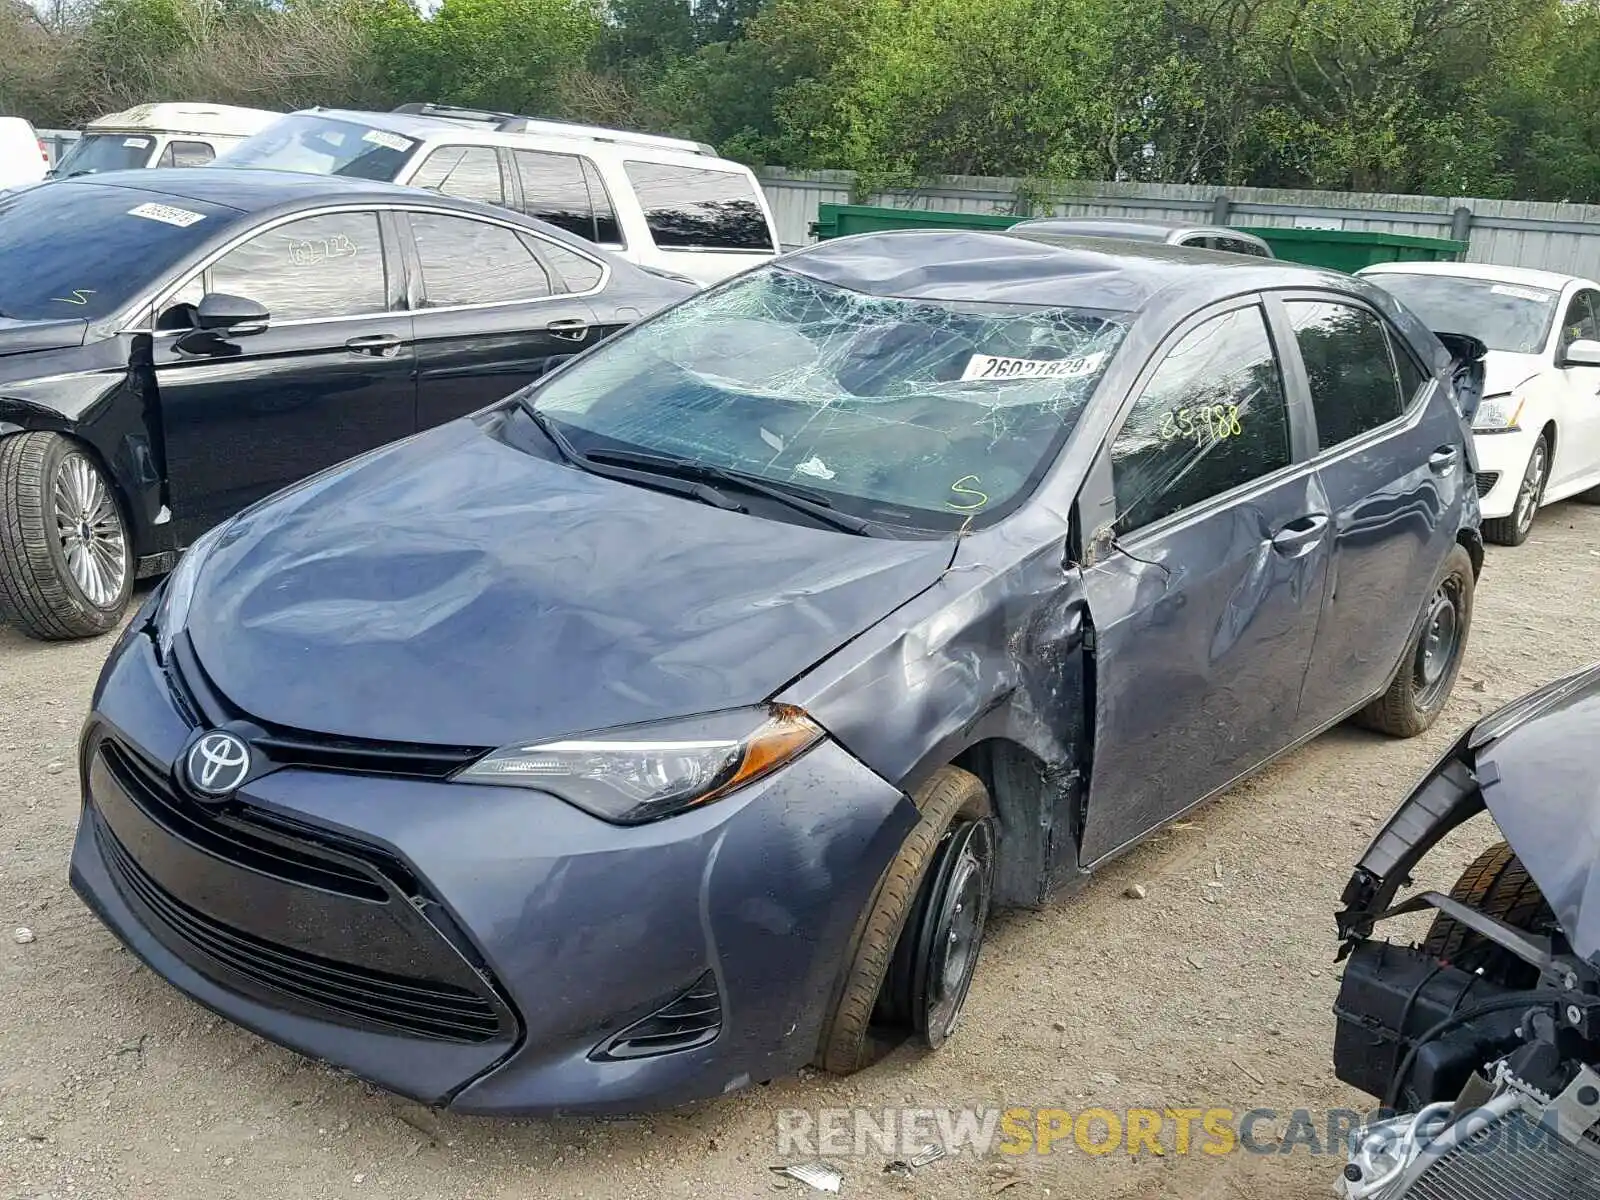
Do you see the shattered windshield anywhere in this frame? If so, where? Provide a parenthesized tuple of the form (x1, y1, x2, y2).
(1369, 272, 1558, 354)
(215, 114, 419, 181)
(528, 266, 1129, 531)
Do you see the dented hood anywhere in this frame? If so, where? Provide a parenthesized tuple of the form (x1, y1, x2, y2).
(1479, 349, 1546, 398)
(185, 418, 954, 748)
(1473, 663, 1600, 962)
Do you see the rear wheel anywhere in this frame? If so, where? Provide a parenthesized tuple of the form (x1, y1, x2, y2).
(1356, 545, 1473, 737)
(1483, 434, 1549, 546)
(814, 766, 995, 1073)
(0, 432, 133, 640)
(1422, 841, 1556, 989)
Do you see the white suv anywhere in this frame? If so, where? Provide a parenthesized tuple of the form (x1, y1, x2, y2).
(215, 103, 780, 285)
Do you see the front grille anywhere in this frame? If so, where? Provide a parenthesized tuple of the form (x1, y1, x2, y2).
(102, 739, 385, 902)
(591, 972, 722, 1060)
(1476, 470, 1501, 497)
(1403, 1109, 1600, 1199)
(166, 637, 484, 780)
(97, 816, 505, 1043)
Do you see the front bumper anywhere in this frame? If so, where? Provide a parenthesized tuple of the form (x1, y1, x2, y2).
(1470, 426, 1538, 519)
(69, 628, 916, 1114)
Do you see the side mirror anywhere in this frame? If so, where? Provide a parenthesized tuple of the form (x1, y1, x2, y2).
(1562, 338, 1600, 368)
(195, 292, 269, 336)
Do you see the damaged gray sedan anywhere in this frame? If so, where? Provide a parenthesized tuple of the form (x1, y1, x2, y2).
(72, 228, 1486, 1112)
(1334, 662, 1600, 1198)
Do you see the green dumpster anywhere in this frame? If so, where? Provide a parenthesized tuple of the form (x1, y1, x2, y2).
(809, 203, 1023, 240)
(1232, 227, 1467, 272)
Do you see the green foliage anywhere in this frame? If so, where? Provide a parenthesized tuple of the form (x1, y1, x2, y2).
(7, 0, 1600, 203)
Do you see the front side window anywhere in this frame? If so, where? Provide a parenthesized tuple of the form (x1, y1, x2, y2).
(409, 214, 552, 306)
(1559, 290, 1600, 350)
(622, 161, 774, 252)
(210, 211, 387, 321)
(529, 265, 1128, 531)
(1287, 301, 1405, 450)
(157, 140, 215, 168)
(215, 114, 418, 181)
(410, 146, 504, 205)
(1111, 305, 1292, 534)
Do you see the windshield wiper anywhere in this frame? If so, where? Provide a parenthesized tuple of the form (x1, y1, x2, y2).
(583, 447, 882, 536)
(515, 400, 742, 513)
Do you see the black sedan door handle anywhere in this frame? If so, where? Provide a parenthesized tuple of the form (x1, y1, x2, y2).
(1428, 446, 1460, 474)
(547, 318, 590, 342)
(345, 333, 402, 357)
(1270, 512, 1329, 553)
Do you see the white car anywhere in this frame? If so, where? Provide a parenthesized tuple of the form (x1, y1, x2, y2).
(215, 103, 779, 285)
(1360, 261, 1600, 545)
(50, 102, 280, 176)
(0, 116, 47, 192)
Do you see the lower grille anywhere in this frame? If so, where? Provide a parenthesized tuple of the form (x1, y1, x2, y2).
(1476, 470, 1501, 498)
(1403, 1109, 1600, 1199)
(97, 816, 505, 1043)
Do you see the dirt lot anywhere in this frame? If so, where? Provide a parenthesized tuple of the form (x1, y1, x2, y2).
(3, 503, 1598, 1200)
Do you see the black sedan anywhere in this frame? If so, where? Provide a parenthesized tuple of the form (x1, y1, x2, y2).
(72, 230, 1486, 1115)
(0, 169, 693, 640)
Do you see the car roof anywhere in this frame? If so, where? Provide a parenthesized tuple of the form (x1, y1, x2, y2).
(50, 166, 454, 214)
(85, 103, 279, 137)
(781, 228, 1341, 310)
(1012, 217, 1268, 245)
(1359, 260, 1588, 291)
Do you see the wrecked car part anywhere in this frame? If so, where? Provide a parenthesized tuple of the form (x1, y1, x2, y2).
(1334, 662, 1600, 1196)
(770, 1161, 844, 1192)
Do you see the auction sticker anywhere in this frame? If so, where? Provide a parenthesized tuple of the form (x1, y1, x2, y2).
(1491, 283, 1552, 302)
(128, 202, 206, 228)
(961, 350, 1106, 382)
(362, 129, 413, 152)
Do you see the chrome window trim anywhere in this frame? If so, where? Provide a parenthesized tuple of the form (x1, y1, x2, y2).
(118, 201, 611, 334)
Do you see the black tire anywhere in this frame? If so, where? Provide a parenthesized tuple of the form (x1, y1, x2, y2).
(814, 765, 993, 1074)
(1483, 433, 1549, 546)
(1356, 544, 1473, 737)
(1422, 841, 1555, 988)
(0, 432, 134, 640)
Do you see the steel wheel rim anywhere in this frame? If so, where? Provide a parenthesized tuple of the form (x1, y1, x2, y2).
(1413, 581, 1463, 708)
(915, 818, 995, 1046)
(1514, 441, 1547, 535)
(52, 454, 127, 608)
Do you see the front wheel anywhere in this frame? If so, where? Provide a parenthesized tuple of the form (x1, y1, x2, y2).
(1483, 433, 1549, 546)
(1355, 544, 1474, 737)
(813, 766, 996, 1074)
(0, 432, 134, 640)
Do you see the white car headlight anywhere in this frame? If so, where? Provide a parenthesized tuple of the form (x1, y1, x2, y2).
(152, 521, 229, 660)
(455, 705, 824, 824)
(1472, 392, 1525, 432)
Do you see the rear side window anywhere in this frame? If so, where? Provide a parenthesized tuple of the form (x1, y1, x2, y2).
(210, 211, 388, 321)
(512, 150, 620, 245)
(1213, 237, 1267, 257)
(1112, 305, 1292, 534)
(410, 146, 504, 206)
(622, 161, 774, 251)
(1287, 301, 1405, 450)
(158, 140, 215, 168)
(409, 213, 553, 306)
(527, 237, 604, 292)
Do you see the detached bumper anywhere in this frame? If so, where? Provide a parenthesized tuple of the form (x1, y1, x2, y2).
(70, 630, 917, 1114)
(1470, 427, 1538, 519)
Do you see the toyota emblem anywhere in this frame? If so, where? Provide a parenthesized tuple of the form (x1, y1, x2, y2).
(184, 731, 251, 798)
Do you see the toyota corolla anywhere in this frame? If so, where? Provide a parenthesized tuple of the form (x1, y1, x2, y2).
(71, 229, 1485, 1114)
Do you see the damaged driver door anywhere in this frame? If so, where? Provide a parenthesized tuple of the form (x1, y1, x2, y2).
(1075, 300, 1331, 867)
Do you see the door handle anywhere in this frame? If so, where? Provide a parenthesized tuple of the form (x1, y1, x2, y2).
(1270, 512, 1328, 553)
(1428, 446, 1460, 474)
(547, 317, 590, 342)
(345, 333, 402, 357)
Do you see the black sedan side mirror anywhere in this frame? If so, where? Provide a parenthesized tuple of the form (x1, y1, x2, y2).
(196, 293, 270, 336)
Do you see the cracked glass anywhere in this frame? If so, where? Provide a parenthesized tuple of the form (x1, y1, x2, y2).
(529, 265, 1129, 531)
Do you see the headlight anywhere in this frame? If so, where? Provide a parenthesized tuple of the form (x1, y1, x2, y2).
(1472, 392, 1524, 432)
(455, 705, 824, 824)
(153, 521, 229, 660)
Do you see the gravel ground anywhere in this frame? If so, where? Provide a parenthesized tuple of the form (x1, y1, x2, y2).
(3, 501, 1598, 1200)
